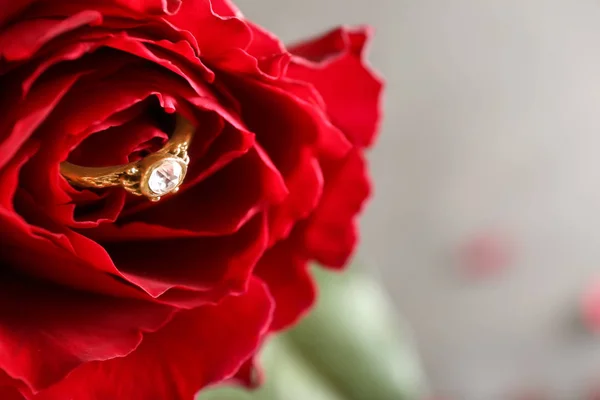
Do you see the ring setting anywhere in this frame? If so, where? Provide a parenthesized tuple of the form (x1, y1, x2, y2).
(60, 115, 194, 202)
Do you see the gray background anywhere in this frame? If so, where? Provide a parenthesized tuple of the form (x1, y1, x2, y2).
(236, 1, 600, 399)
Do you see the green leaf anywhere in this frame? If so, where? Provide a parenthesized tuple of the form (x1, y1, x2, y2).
(286, 267, 428, 400)
(198, 266, 428, 400)
(198, 337, 345, 400)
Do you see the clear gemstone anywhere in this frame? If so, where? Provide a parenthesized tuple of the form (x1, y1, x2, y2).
(148, 159, 183, 195)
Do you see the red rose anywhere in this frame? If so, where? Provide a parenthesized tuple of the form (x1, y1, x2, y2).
(0, 1, 382, 399)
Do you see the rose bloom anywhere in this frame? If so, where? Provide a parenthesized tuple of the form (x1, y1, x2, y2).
(0, 0, 382, 399)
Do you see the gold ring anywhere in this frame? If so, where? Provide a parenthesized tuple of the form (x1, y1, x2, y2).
(60, 114, 195, 202)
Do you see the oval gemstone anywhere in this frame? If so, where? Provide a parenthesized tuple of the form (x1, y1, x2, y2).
(148, 159, 183, 195)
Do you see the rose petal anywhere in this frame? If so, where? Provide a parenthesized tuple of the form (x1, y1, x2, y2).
(0, 200, 151, 302)
(4, 156, 151, 304)
(246, 22, 286, 60)
(268, 148, 323, 245)
(0, 140, 38, 209)
(303, 150, 371, 268)
(0, 72, 82, 170)
(0, 10, 102, 61)
(0, 273, 174, 393)
(0, 370, 26, 400)
(101, 33, 215, 94)
(171, 1, 289, 77)
(0, 0, 35, 27)
(166, 0, 252, 58)
(111, 0, 182, 15)
(227, 74, 350, 172)
(214, 47, 291, 79)
(16, 13, 214, 91)
(0, 385, 25, 400)
(23, 1, 192, 50)
(71, 190, 127, 227)
(68, 115, 168, 166)
(209, 0, 243, 18)
(3, 198, 230, 309)
(34, 278, 273, 400)
(105, 213, 269, 298)
(28, 0, 182, 17)
(182, 118, 250, 187)
(255, 240, 315, 331)
(288, 27, 383, 148)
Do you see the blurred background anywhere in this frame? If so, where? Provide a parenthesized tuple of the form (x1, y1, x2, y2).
(232, 1, 600, 399)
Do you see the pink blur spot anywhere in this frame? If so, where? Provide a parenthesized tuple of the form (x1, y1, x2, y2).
(581, 280, 600, 333)
(460, 232, 514, 278)
(587, 388, 600, 400)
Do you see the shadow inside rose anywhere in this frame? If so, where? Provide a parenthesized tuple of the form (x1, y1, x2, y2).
(67, 97, 171, 167)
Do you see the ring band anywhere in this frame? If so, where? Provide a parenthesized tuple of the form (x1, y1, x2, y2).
(60, 114, 195, 202)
